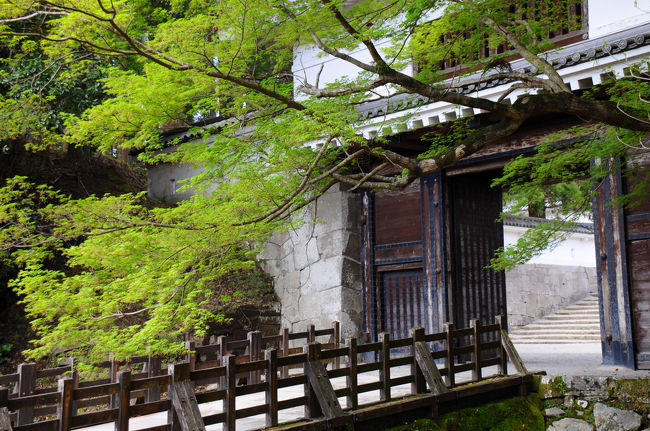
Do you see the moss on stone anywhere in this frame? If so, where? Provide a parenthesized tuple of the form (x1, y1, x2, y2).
(384, 395, 544, 431)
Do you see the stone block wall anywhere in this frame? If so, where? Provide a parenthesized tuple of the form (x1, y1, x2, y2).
(506, 264, 598, 329)
(259, 184, 363, 339)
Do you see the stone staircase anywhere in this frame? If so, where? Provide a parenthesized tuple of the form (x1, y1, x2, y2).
(509, 294, 601, 344)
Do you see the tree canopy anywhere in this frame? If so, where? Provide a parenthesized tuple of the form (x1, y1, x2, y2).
(1, 0, 649, 365)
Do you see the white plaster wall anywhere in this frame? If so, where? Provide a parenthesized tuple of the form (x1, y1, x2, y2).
(588, 0, 650, 38)
(503, 225, 596, 267)
(147, 163, 204, 203)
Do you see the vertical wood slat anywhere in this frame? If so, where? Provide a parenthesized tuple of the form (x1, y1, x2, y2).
(332, 321, 341, 369)
(224, 356, 236, 431)
(169, 363, 191, 431)
(281, 328, 290, 379)
(410, 328, 426, 394)
(185, 341, 196, 372)
(265, 350, 278, 428)
(303, 344, 322, 419)
(16, 363, 36, 426)
(413, 342, 448, 395)
(378, 332, 391, 402)
(345, 338, 358, 409)
(444, 323, 455, 388)
(496, 316, 508, 376)
(146, 356, 162, 402)
(57, 377, 73, 431)
(108, 354, 119, 409)
(217, 336, 228, 390)
(308, 325, 316, 343)
(247, 331, 262, 384)
(115, 371, 131, 431)
(470, 319, 482, 381)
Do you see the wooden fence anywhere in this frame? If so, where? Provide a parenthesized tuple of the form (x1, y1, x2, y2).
(0, 316, 528, 431)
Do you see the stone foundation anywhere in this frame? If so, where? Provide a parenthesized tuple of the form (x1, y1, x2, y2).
(259, 185, 363, 339)
(506, 264, 597, 329)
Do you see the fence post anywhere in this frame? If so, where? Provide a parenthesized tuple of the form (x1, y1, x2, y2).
(496, 315, 508, 376)
(410, 328, 426, 394)
(444, 323, 455, 388)
(308, 325, 316, 343)
(303, 343, 322, 419)
(345, 338, 358, 409)
(146, 356, 162, 402)
(185, 341, 196, 372)
(108, 354, 119, 409)
(379, 332, 391, 402)
(224, 355, 236, 431)
(115, 371, 131, 431)
(265, 349, 278, 427)
(57, 376, 74, 431)
(217, 336, 228, 389)
(470, 319, 482, 382)
(16, 363, 36, 426)
(247, 331, 262, 384)
(281, 328, 289, 379)
(167, 363, 190, 431)
(332, 321, 340, 369)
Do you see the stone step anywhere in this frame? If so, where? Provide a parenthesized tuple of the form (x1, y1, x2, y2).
(509, 334, 601, 341)
(555, 310, 600, 315)
(543, 315, 599, 321)
(521, 324, 600, 331)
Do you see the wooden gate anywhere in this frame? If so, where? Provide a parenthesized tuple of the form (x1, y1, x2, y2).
(445, 170, 507, 330)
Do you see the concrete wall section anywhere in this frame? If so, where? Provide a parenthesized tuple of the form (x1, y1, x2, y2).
(506, 264, 597, 329)
(259, 184, 363, 339)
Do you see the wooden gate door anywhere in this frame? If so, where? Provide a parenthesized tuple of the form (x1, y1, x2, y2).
(362, 180, 432, 343)
(445, 170, 507, 331)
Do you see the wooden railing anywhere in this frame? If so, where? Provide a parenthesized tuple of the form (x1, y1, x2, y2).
(0, 316, 528, 431)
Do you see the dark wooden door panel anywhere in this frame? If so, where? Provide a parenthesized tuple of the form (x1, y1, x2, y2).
(380, 269, 427, 342)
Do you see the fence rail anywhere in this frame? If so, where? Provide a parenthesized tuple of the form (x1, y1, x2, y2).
(0, 316, 528, 431)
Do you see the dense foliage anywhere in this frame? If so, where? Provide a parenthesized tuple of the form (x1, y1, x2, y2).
(0, 0, 648, 364)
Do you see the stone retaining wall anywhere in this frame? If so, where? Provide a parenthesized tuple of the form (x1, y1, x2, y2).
(506, 264, 598, 329)
(259, 184, 363, 339)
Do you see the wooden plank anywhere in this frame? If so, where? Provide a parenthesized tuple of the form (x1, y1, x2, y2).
(8, 393, 60, 410)
(357, 342, 381, 354)
(410, 328, 426, 395)
(424, 333, 446, 343)
(389, 357, 413, 367)
(357, 381, 382, 393)
(129, 399, 171, 417)
(444, 323, 455, 387)
(388, 338, 412, 349)
(146, 356, 163, 403)
(247, 331, 262, 384)
(12, 420, 58, 431)
(326, 368, 348, 379)
(76, 397, 110, 409)
(319, 348, 347, 360)
(131, 375, 171, 392)
(224, 356, 236, 431)
(389, 376, 414, 387)
(57, 377, 73, 431)
(194, 389, 226, 405)
(278, 375, 306, 389)
(453, 328, 473, 337)
(303, 344, 321, 419)
(414, 342, 448, 395)
(277, 397, 306, 411)
(78, 379, 111, 388)
(234, 404, 267, 420)
(500, 329, 528, 375)
(276, 354, 308, 368)
(16, 363, 36, 426)
(265, 350, 278, 428)
(115, 371, 131, 431)
(108, 355, 118, 409)
(169, 381, 205, 431)
(35, 367, 71, 379)
(345, 338, 358, 410)
(303, 355, 343, 419)
(332, 321, 341, 370)
(74, 383, 120, 400)
(357, 362, 381, 373)
(281, 328, 290, 379)
(235, 360, 266, 374)
(0, 376, 18, 386)
(495, 316, 508, 375)
(202, 412, 225, 426)
(189, 367, 225, 383)
(234, 382, 266, 397)
(379, 333, 391, 402)
(70, 409, 118, 427)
